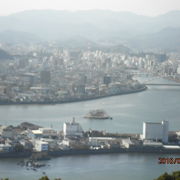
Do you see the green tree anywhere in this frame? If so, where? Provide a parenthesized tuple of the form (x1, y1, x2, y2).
(39, 176, 50, 180)
(155, 171, 180, 180)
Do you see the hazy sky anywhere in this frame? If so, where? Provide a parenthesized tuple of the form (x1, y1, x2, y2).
(0, 0, 180, 16)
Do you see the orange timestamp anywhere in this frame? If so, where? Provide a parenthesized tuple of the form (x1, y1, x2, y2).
(159, 157, 180, 164)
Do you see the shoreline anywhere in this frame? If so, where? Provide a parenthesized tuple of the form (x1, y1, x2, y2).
(0, 86, 147, 106)
(0, 146, 179, 159)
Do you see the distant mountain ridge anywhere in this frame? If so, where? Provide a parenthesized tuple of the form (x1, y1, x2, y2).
(129, 27, 180, 50)
(0, 10, 180, 51)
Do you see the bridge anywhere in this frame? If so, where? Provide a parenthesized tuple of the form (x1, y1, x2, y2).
(145, 83, 180, 86)
(131, 71, 180, 86)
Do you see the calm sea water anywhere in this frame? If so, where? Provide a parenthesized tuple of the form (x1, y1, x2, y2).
(0, 84, 180, 133)
(0, 154, 180, 180)
(0, 77, 180, 180)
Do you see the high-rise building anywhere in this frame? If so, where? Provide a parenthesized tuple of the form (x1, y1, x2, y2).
(142, 120, 169, 143)
(103, 75, 111, 85)
(40, 70, 51, 84)
(63, 118, 83, 137)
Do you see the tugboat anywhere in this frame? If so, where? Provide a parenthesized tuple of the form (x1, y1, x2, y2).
(84, 109, 112, 120)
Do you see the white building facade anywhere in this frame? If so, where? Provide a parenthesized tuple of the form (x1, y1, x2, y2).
(30, 128, 57, 139)
(142, 120, 169, 143)
(63, 119, 83, 137)
(34, 140, 48, 152)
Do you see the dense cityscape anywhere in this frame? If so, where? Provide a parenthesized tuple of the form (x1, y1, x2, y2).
(0, 42, 180, 104)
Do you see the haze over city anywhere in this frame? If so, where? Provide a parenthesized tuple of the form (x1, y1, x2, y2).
(0, 1, 180, 180)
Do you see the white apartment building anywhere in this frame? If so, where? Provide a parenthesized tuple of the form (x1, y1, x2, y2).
(142, 120, 169, 143)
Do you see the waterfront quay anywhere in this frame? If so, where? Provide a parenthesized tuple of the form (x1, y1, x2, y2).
(0, 119, 180, 159)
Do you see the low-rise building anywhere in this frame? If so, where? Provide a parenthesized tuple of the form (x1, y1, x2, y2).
(121, 138, 134, 148)
(61, 139, 70, 146)
(0, 143, 12, 152)
(88, 137, 114, 147)
(29, 128, 57, 139)
(40, 138, 58, 150)
(34, 140, 48, 152)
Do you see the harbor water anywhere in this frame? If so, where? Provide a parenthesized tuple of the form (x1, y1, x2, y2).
(0, 77, 180, 180)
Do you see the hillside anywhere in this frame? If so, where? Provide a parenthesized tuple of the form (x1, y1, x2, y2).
(0, 10, 180, 51)
(129, 27, 180, 51)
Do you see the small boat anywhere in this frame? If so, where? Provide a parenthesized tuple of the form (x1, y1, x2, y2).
(84, 109, 112, 120)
